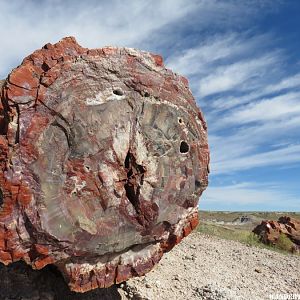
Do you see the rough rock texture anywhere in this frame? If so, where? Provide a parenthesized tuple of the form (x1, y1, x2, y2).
(0, 37, 209, 292)
(253, 216, 300, 251)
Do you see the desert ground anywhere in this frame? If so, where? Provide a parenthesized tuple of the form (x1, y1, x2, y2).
(121, 232, 299, 300)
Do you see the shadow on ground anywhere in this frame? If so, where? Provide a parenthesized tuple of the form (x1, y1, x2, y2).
(0, 261, 121, 300)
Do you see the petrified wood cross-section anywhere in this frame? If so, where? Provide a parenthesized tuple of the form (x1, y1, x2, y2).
(0, 37, 209, 292)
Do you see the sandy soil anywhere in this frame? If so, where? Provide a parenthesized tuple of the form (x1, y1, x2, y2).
(121, 232, 300, 300)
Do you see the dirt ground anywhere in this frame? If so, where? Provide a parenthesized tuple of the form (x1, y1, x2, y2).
(122, 232, 300, 300)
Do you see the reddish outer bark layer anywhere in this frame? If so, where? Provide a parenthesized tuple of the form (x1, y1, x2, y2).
(0, 37, 209, 292)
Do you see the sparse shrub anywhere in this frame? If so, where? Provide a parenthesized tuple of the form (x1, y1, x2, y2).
(245, 232, 261, 246)
(196, 223, 296, 254)
(276, 233, 294, 252)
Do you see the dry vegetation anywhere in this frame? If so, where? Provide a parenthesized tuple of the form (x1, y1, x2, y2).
(197, 210, 300, 254)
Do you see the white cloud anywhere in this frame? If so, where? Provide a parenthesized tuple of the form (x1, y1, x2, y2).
(0, 0, 199, 78)
(208, 97, 300, 175)
(202, 182, 300, 210)
(0, 0, 281, 79)
(215, 92, 300, 127)
(231, 93, 300, 123)
(209, 113, 300, 175)
(260, 73, 300, 96)
(211, 73, 300, 111)
(209, 134, 257, 166)
(198, 53, 280, 97)
(212, 144, 300, 174)
(166, 33, 269, 77)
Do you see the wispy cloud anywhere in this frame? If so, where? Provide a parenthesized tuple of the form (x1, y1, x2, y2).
(211, 73, 300, 111)
(0, 0, 272, 79)
(210, 113, 300, 166)
(228, 92, 300, 123)
(166, 32, 280, 95)
(212, 144, 300, 174)
(214, 91, 300, 127)
(198, 53, 280, 97)
(0, 0, 200, 78)
(166, 33, 268, 76)
(202, 182, 300, 211)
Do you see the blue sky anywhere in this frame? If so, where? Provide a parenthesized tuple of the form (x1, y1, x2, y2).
(1, 0, 299, 211)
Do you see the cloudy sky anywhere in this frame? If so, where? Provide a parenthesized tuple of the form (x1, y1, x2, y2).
(1, 0, 299, 211)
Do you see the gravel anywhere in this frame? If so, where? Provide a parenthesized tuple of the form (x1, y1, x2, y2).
(121, 232, 300, 300)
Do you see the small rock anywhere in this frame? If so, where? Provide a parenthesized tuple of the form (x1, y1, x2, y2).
(255, 268, 262, 273)
(173, 275, 180, 281)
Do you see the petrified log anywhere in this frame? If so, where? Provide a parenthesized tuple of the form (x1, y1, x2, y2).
(253, 216, 300, 250)
(0, 37, 209, 292)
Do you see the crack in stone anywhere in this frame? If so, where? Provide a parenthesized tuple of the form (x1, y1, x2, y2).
(15, 104, 20, 144)
(0, 188, 3, 207)
(51, 120, 73, 148)
(124, 151, 146, 225)
(7, 80, 36, 91)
